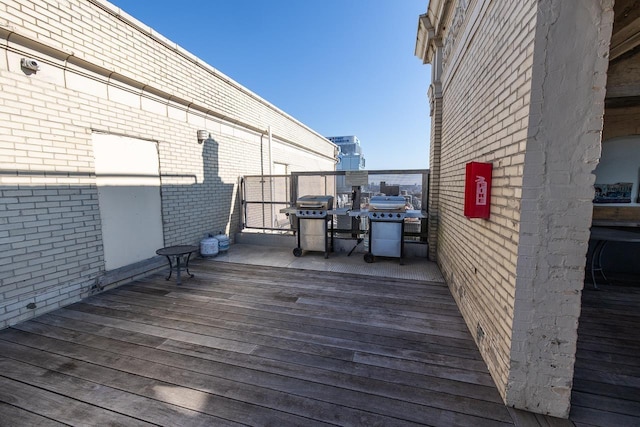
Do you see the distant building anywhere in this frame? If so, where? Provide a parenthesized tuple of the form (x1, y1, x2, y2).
(326, 136, 366, 170)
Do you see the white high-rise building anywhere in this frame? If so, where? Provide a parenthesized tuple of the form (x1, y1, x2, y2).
(326, 136, 366, 170)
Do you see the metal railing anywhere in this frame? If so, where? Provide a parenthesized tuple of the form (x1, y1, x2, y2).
(241, 169, 429, 239)
(241, 174, 292, 232)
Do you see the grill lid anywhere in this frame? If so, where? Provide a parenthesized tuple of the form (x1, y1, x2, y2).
(369, 195, 406, 211)
(296, 195, 334, 209)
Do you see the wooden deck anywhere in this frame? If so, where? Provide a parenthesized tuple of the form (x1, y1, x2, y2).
(571, 279, 640, 427)
(0, 259, 634, 426)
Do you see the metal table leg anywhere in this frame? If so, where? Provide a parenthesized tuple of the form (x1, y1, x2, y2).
(163, 253, 195, 285)
(184, 252, 195, 279)
(590, 239, 609, 289)
(176, 255, 182, 285)
(163, 256, 173, 280)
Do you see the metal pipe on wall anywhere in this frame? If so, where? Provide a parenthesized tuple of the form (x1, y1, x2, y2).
(268, 126, 276, 227)
(268, 126, 273, 176)
(259, 133, 266, 229)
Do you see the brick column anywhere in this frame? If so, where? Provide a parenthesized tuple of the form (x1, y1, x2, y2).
(427, 81, 442, 261)
(505, 0, 614, 417)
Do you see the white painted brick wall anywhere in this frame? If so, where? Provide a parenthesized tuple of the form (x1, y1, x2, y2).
(435, 0, 536, 395)
(0, 0, 335, 329)
(506, 0, 613, 417)
(431, 0, 613, 418)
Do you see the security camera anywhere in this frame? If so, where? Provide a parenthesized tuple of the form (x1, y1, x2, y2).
(20, 58, 40, 72)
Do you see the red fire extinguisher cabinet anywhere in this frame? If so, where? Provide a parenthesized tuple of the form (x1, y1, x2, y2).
(464, 162, 492, 219)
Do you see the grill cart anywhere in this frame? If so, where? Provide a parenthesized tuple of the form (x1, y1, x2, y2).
(293, 195, 334, 258)
(365, 195, 407, 264)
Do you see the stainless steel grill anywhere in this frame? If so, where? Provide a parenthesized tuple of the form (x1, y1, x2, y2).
(368, 195, 407, 221)
(296, 195, 333, 218)
(365, 196, 407, 263)
(294, 195, 334, 258)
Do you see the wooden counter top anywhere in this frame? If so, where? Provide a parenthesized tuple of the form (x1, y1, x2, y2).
(592, 204, 640, 227)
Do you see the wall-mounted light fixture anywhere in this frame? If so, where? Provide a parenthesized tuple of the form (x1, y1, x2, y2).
(197, 130, 208, 144)
(21, 57, 40, 72)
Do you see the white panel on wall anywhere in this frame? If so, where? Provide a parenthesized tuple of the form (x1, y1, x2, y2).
(92, 133, 164, 270)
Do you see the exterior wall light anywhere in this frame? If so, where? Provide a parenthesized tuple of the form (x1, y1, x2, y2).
(197, 130, 208, 144)
(21, 57, 40, 72)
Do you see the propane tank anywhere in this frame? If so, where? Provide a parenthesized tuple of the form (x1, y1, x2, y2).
(215, 232, 230, 252)
(200, 234, 219, 257)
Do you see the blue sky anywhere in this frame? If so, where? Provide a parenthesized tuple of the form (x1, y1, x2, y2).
(109, 0, 431, 170)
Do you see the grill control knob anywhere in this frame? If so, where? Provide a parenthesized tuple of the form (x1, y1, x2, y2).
(397, 213, 401, 218)
(306, 210, 310, 215)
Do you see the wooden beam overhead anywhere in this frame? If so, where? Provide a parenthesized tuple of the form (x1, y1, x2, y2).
(605, 95, 640, 109)
(610, 0, 640, 59)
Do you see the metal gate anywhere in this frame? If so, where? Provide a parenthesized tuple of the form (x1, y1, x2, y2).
(241, 174, 292, 231)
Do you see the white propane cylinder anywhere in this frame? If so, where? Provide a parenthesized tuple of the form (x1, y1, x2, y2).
(215, 233, 230, 252)
(200, 235, 219, 257)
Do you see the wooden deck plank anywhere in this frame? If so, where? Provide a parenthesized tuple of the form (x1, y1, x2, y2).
(58, 304, 357, 361)
(62, 297, 477, 363)
(177, 290, 473, 342)
(134, 265, 461, 312)
(31, 310, 498, 398)
(48, 305, 510, 424)
(0, 356, 239, 427)
(0, 376, 156, 427)
(100, 289, 472, 346)
(574, 357, 640, 378)
(185, 262, 451, 295)
(3, 321, 509, 426)
(86, 291, 476, 357)
(0, 339, 337, 426)
(350, 351, 496, 387)
(116, 284, 471, 332)
(577, 340, 639, 358)
(172, 277, 461, 313)
(570, 282, 640, 426)
(0, 401, 71, 427)
(173, 274, 458, 307)
(572, 378, 640, 403)
(126, 277, 469, 329)
(571, 391, 640, 417)
(507, 407, 574, 427)
(569, 405, 640, 427)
